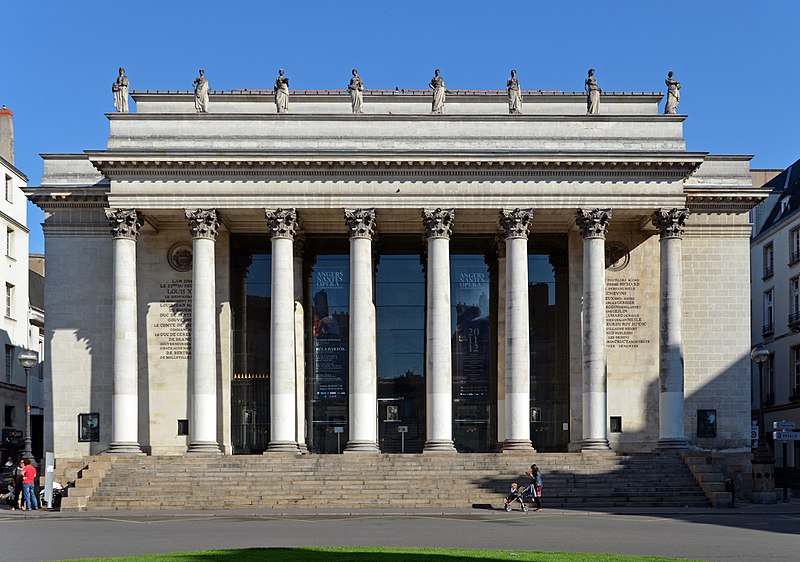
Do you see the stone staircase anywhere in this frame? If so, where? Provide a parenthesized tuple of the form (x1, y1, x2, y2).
(58, 451, 710, 511)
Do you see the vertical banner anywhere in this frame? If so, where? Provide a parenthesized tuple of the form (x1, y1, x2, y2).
(312, 267, 349, 399)
(452, 265, 490, 399)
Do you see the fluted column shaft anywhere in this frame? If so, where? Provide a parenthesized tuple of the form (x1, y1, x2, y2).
(344, 209, 380, 452)
(654, 208, 690, 448)
(106, 209, 144, 454)
(577, 208, 612, 450)
(186, 209, 221, 454)
(501, 209, 534, 451)
(423, 208, 456, 452)
(294, 235, 308, 453)
(266, 209, 300, 453)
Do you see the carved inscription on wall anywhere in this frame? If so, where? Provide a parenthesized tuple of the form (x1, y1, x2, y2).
(606, 279, 650, 349)
(154, 279, 192, 360)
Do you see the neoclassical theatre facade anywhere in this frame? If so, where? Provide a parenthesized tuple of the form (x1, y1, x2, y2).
(29, 88, 762, 460)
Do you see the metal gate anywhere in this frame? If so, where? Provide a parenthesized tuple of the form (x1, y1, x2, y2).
(231, 372, 270, 454)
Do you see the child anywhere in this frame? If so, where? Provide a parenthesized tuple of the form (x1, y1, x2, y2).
(503, 482, 527, 512)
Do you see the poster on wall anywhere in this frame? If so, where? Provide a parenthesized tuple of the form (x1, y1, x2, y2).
(312, 268, 349, 399)
(452, 265, 490, 398)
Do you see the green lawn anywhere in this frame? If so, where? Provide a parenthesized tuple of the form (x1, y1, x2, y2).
(69, 547, 703, 561)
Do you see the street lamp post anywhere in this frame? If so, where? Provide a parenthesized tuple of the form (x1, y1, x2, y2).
(17, 349, 38, 467)
(750, 345, 776, 503)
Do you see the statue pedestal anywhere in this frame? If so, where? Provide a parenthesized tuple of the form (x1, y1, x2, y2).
(749, 461, 778, 504)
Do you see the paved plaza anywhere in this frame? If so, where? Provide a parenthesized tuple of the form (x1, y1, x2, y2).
(2, 501, 799, 562)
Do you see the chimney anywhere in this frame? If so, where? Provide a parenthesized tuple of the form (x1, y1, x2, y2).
(0, 105, 14, 165)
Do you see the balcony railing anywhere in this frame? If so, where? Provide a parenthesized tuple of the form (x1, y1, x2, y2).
(763, 265, 774, 279)
(790, 311, 800, 332)
(762, 321, 775, 336)
(791, 249, 800, 264)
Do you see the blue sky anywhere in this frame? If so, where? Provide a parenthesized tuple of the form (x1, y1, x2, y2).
(3, 0, 798, 253)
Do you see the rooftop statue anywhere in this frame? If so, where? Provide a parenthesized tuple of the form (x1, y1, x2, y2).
(507, 70, 522, 114)
(585, 68, 601, 115)
(348, 69, 364, 114)
(274, 69, 289, 113)
(112, 67, 129, 113)
(664, 70, 681, 114)
(429, 69, 446, 114)
(193, 69, 209, 113)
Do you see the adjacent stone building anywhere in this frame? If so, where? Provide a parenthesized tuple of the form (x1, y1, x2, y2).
(0, 105, 37, 462)
(751, 159, 800, 469)
(27, 86, 763, 472)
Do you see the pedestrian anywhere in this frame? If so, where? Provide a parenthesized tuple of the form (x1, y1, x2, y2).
(526, 464, 543, 511)
(3, 456, 13, 468)
(21, 459, 38, 511)
(12, 458, 24, 510)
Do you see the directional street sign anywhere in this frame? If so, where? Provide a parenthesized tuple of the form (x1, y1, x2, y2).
(773, 421, 797, 430)
(773, 431, 800, 441)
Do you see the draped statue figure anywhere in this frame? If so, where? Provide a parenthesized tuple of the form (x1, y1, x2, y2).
(274, 69, 289, 113)
(348, 69, 364, 114)
(664, 70, 681, 114)
(507, 69, 522, 114)
(429, 69, 446, 114)
(585, 68, 602, 115)
(193, 69, 209, 113)
(112, 67, 130, 113)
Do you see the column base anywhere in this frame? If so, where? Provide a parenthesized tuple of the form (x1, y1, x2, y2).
(106, 442, 145, 455)
(297, 444, 309, 455)
(265, 441, 301, 454)
(501, 439, 534, 452)
(655, 438, 688, 450)
(186, 441, 221, 455)
(423, 440, 457, 453)
(580, 438, 611, 451)
(344, 440, 380, 453)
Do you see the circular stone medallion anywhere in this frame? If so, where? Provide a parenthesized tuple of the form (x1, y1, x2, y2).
(605, 241, 630, 271)
(168, 242, 193, 272)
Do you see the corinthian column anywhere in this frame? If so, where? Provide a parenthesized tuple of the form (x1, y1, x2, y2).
(576, 208, 612, 450)
(265, 209, 300, 453)
(185, 209, 221, 454)
(105, 209, 144, 454)
(423, 208, 456, 453)
(500, 208, 534, 451)
(344, 208, 379, 453)
(653, 208, 690, 449)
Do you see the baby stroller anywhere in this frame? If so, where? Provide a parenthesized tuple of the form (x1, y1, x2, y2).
(503, 482, 532, 512)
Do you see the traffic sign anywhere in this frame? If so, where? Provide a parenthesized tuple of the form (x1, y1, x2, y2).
(773, 431, 800, 441)
(773, 421, 797, 430)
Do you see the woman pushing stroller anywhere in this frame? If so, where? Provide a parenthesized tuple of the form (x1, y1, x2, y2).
(526, 464, 543, 511)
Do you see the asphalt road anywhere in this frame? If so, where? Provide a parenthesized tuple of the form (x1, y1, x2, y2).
(2, 506, 799, 562)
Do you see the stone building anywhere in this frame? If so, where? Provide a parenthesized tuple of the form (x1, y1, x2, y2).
(0, 105, 36, 462)
(27, 86, 763, 471)
(751, 159, 800, 469)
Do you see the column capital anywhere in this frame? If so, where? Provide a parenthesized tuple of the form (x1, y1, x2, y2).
(344, 208, 376, 239)
(266, 207, 298, 240)
(576, 208, 612, 239)
(105, 208, 144, 240)
(500, 208, 533, 239)
(185, 209, 219, 240)
(423, 208, 454, 239)
(652, 208, 690, 239)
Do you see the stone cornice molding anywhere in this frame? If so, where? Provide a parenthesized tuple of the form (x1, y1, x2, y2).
(576, 208, 613, 239)
(265, 207, 298, 240)
(422, 208, 454, 239)
(652, 208, 689, 239)
(344, 208, 376, 240)
(185, 209, 219, 240)
(87, 151, 705, 181)
(685, 191, 767, 214)
(105, 208, 144, 240)
(500, 208, 533, 239)
(25, 187, 109, 211)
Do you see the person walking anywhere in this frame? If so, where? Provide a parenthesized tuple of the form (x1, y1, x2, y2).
(12, 458, 24, 510)
(526, 464, 543, 511)
(21, 459, 38, 511)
